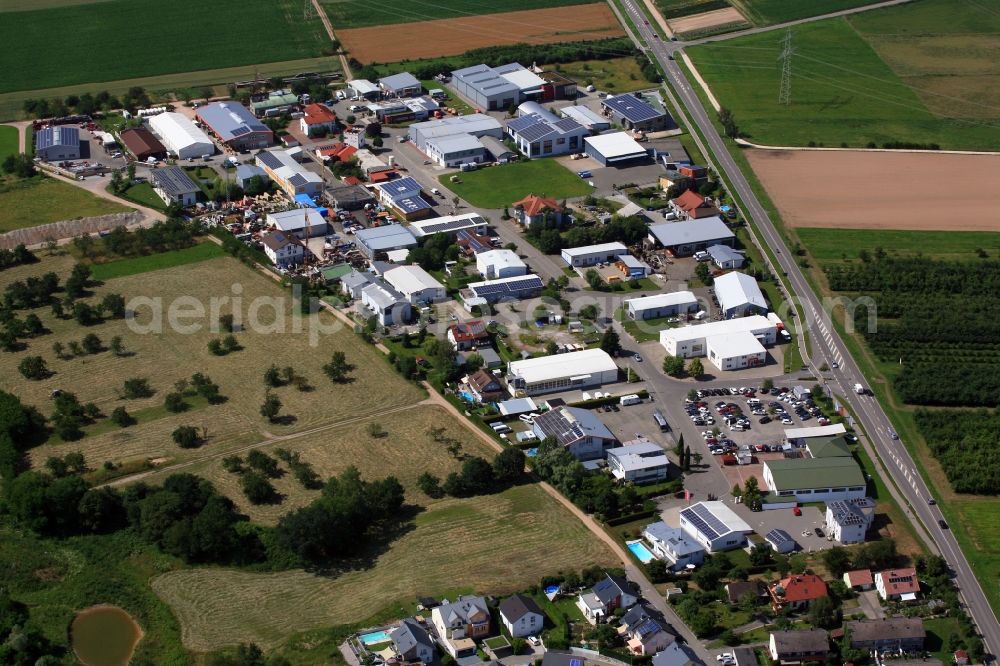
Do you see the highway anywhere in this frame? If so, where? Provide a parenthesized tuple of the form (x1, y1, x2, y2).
(614, 0, 1000, 656)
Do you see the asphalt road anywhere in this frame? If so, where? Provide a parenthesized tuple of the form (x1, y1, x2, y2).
(615, 0, 1000, 657)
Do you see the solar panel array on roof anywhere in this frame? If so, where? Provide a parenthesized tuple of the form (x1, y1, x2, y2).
(555, 118, 581, 132)
(766, 529, 793, 544)
(394, 195, 431, 213)
(457, 230, 490, 253)
(604, 94, 661, 123)
(289, 174, 308, 188)
(681, 503, 729, 540)
(257, 151, 283, 169)
(231, 126, 251, 137)
(507, 116, 537, 132)
(515, 122, 554, 143)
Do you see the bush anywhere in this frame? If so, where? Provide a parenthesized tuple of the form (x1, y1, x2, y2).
(121, 377, 154, 399)
(241, 472, 277, 504)
(172, 425, 201, 448)
(18, 355, 49, 380)
(110, 406, 135, 427)
(164, 392, 188, 413)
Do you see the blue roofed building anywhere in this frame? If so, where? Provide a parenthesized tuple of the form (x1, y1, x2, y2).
(196, 101, 273, 151)
(601, 92, 673, 132)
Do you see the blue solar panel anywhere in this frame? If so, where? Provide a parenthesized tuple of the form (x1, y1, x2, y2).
(604, 94, 661, 123)
(681, 503, 731, 541)
(257, 151, 282, 169)
(516, 122, 553, 143)
(571, 659, 583, 666)
(230, 126, 252, 137)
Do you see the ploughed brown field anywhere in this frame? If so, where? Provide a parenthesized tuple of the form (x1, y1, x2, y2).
(746, 149, 1000, 231)
(669, 7, 748, 35)
(338, 4, 624, 63)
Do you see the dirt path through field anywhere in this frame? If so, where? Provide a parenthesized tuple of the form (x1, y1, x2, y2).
(746, 149, 1000, 230)
(309, 0, 352, 79)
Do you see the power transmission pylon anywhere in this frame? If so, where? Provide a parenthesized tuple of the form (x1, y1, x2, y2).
(778, 29, 794, 106)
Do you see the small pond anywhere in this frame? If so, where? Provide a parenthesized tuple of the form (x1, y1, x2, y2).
(71, 605, 143, 666)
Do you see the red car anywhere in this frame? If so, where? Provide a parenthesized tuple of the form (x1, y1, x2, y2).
(792, 507, 802, 516)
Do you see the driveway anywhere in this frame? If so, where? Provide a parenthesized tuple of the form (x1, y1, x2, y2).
(857, 590, 885, 620)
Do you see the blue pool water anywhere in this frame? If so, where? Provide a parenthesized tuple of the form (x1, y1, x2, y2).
(458, 391, 475, 402)
(359, 630, 391, 645)
(544, 585, 560, 595)
(627, 541, 656, 564)
(525, 447, 539, 457)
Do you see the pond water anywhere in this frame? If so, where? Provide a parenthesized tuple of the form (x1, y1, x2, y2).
(71, 605, 143, 666)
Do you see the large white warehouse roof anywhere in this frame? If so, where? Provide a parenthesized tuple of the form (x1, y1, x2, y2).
(508, 348, 617, 385)
(149, 112, 213, 159)
(660, 315, 774, 345)
(714, 271, 766, 312)
(626, 291, 697, 311)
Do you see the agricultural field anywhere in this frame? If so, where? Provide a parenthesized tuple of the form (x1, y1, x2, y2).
(152, 482, 618, 651)
(0, 254, 422, 475)
(338, 4, 623, 63)
(668, 8, 749, 39)
(0, 124, 18, 161)
(0, 176, 131, 232)
(440, 159, 592, 209)
(794, 228, 1000, 264)
(0, 0, 328, 94)
(687, 2, 1000, 150)
(654, 0, 731, 19)
(727, 0, 886, 25)
(746, 150, 1000, 231)
(321, 0, 596, 29)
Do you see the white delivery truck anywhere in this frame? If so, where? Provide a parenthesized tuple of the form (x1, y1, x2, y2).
(620, 394, 642, 406)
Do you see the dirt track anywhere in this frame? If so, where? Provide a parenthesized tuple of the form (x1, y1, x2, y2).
(746, 149, 1000, 231)
(339, 4, 624, 63)
(669, 7, 746, 35)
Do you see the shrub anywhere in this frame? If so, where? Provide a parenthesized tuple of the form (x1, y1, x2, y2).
(164, 392, 188, 413)
(121, 377, 154, 399)
(18, 355, 49, 380)
(172, 425, 201, 448)
(241, 472, 277, 504)
(110, 406, 135, 427)
(81, 333, 103, 354)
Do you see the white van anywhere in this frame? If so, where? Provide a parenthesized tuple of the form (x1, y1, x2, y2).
(620, 394, 642, 406)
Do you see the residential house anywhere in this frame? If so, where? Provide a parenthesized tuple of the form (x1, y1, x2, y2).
(513, 194, 565, 228)
(954, 650, 970, 665)
(642, 521, 705, 570)
(360, 282, 411, 326)
(769, 630, 829, 664)
(576, 573, 637, 624)
(431, 595, 491, 657)
(606, 440, 672, 484)
(390, 618, 436, 663)
(447, 320, 490, 350)
(299, 103, 337, 135)
(532, 406, 617, 461)
(669, 190, 719, 220)
(383, 265, 446, 304)
(733, 647, 760, 666)
(769, 574, 828, 611)
(653, 643, 696, 666)
(466, 369, 504, 403)
(825, 498, 875, 544)
(843, 569, 874, 591)
(498, 594, 545, 638)
(261, 230, 306, 268)
(875, 568, 921, 601)
(725, 581, 767, 606)
(619, 605, 675, 656)
(846, 618, 925, 652)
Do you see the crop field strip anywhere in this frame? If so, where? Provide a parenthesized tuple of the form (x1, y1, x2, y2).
(152, 483, 618, 651)
(0, 254, 423, 474)
(320, 0, 598, 29)
(0, 0, 329, 94)
(686, 0, 1000, 150)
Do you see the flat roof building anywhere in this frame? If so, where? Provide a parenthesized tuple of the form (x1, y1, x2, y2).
(784, 424, 847, 444)
(119, 127, 166, 161)
(648, 217, 735, 256)
(584, 132, 649, 166)
(763, 457, 867, 503)
(196, 102, 272, 151)
(625, 291, 698, 321)
(714, 271, 767, 318)
(409, 213, 488, 239)
(355, 224, 418, 259)
(508, 348, 618, 396)
(643, 521, 704, 570)
(149, 112, 214, 159)
(660, 315, 776, 371)
(679, 500, 753, 552)
(35, 126, 80, 161)
(561, 242, 628, 268)
(150, 166, 199, 207)
(606, 441, 671, 484)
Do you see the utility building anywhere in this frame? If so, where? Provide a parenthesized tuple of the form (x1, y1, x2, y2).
(647, 217, 735, 256)
(508, 348, 618, 396)
(507, 102, 587, 158)
(625, 291, 698, 321)
(150, 166, 199, 207)
(763, 457, 867, 503)
(714, 271, 767, 318)
(601, 93, 672, 132)
(679, 501, 753, 552)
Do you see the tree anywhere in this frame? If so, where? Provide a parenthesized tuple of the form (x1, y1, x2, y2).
(600, 327, 621, 356)
(23, 313, 44, 336)
(52, 341, 66, 359)
(493, 447, 525, 486)
(65, 263, 92, 299)
(81, 333, 103, 354)
(18, 355, 49, 380)
(263, 365, 282, 387)
(68, 340, 83, 356)
(260, 391, 282, 422)
(762, 378, 774, 391)
(371, 135, 383, 148)
(73, 302, 101, 325)
(164, 392, 188, 413)
(687, 358, 704, 378)
(172, 425, 201, 448)
(208, 339, 225, 355)
(808, 595, 839, 629)
(110, 406, 135, 427)
(101, 293, 126, 318)
(695, 261, 712, 285)
(822, 547, 851, 578)
(222, 334, 241, 353)
(323, 351, 352, 383)
(109, 335, 126, 356)
(749, 543, 773, 568)
(242, 472, 277, 504)
(663, 355, 686, 377)
(417, 472, 443, 498)
(121, 377, 154, 399)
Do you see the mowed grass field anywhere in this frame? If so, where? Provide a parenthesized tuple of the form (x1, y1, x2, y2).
(321, 0, 595, 29)
(152, 482, 618, 650)
(441, 159, 592, 208)
(0, 176, 131, 232)
(0, 0, 328, 94)
(687, 0, 1000, 150)
(556, 58, 651, 93)
(0, 254, 423, 474)
(795, 228, 1000, 264)
(728, 0, 885, 25)
(0, 124, 18, 161)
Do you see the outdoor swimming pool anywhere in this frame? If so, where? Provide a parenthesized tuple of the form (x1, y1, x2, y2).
(458, 391, 475, 402)
(627, 541, 656, 564)
(526, 447, 539, 457)
(359, 630, 391, 645)
(544, 585, 560, 595)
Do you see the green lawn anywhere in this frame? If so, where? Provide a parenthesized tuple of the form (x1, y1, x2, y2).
(0, 176, 130, 232)
(115, 182, 166, 211)
(923, 617, 964, 664)
(730, 0, 885, 25)
(0, 0, 327, 93)
(90, 242, 227, 281)
(794, 228, 1000, 265)
(946, 500, 1000, 620)
(321, 0, 596, 29)
(554, 58, 651, 93)
(441, 160, 592, 209)
(687, 11, 1000, 150)
(0, 124, 18, 161)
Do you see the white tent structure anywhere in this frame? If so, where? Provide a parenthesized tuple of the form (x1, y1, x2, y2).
(149, 112, 214, 159)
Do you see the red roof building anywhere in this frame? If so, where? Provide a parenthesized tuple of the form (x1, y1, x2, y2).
(369, 169, 399, 184)
(843, 569, 874, 590)
(875, 568, 921, 600)
(447, 320, 490, 350)
(343, 176, 363, 186)
(316, 143, 357, 163)
(769, 574, 829, 610)
(670, 189, 720, 219)
(513, 194, 565, 228)
(300, 103, 337, 134)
